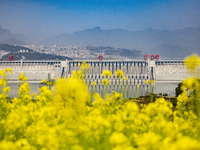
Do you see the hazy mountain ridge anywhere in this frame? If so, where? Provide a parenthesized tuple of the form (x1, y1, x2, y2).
(0, 26, 27, 45)
(1, 26, 200, 59)
(42, 27, 200, 59)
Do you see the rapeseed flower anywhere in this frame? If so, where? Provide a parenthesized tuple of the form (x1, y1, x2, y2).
(91, 81, 96, 85)
(115, 70, 124, 78)
(102, 70, 112, 78)
(145, 80, 150, 84)
(54, 76, 90, 111)
(0, 65, 199, 150)
(0, 70, 6, 78)
(18, 72, 28, 81)
(184, 54, 200, 72)
(145, 80, 154, 84)
(112, 92, 123, 102)
(80, 61, 88, 70)
(2, 87, 11, 94)
(122, 76, 128, 80)
(41, 79, 47, 83)
(101, 79, 109, 86)
(177, 92, 189, 108)
(5, 68, 13, 74)
(0, 79, 7, 87)
(47, 81, 52, 85)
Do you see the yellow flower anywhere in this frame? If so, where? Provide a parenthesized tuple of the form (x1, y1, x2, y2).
(47, 81, 52, 85)
(41, 79, 47, 83)
(145, 80, 154, 84)
(86, 63, 90, 69)
(54, 76, 90, 111)
(110, 132, 130, 145)
(101, 79, 109, 86)
(32, 93, 37, 97)
(80, 62, 90, 70)
(18, 82, 31, 96)
(115, 70, 124, 78)
(92, 93, 108, 106)
(18, 72, 28, 81)
(112, 92, 123, 101)
(122, 76, 128, 80)
(102, 70, 112, 78)
(91, 81, 97, 85)
(5, 68, 13, 74)
(72, 70, 84, 79)
(0, 79, 7, 87)
(184, 54, 200, 72)
(124, 102, 139, 112)
(135, 132, 161, 149)
(81, 64, 86, 70)
(137, 84, 140, 88)
(77, 70, 84, 78)
(18, 75, 22, 81)
(0, 70, 6, 78)
(22, 76, 28, 81)
(177, 92, 189, 108)
(2, 86, 11, 93)
(72, 70, 76, 76)
(182, 77, 199, 91)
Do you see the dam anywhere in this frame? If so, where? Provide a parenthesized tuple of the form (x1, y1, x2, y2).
(0, 59, 191, 84)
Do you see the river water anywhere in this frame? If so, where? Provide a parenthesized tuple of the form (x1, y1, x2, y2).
(7, 82, 179, 98)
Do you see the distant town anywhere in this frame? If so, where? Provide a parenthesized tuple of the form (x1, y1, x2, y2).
(16, 44, 143, 60)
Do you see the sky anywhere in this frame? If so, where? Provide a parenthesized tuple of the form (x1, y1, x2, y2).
(0, 0, 200, 41)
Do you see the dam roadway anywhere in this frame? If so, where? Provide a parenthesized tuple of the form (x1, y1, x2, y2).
(0, 59, 191, 84)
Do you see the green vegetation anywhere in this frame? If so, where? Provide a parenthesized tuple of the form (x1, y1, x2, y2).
(2, 52, 72, 60)
(0, 44, 72, 60)
(0, 44, 33, 53)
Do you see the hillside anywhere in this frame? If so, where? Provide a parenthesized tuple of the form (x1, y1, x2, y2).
(0, 44, 33, 52)
(2, 52, 72, 61)
(85, 46, 144, 59)
(0, 44, 72, 61)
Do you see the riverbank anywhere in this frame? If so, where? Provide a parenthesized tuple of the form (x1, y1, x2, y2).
(7, 80, 181, 84)
(155, 81, 181, 83)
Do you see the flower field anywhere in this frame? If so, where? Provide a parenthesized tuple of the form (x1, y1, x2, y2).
(0, 54, 200, 150)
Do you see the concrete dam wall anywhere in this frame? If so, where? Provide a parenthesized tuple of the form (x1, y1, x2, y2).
(0, 60, 63, 81)
(0, 59, 191, 83)
(155, 61, 191, 81)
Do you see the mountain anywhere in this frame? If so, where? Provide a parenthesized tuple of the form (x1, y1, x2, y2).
(0, 26, 12, 41)
(42, 27, 200, 59)
(0, 26, 26, 45)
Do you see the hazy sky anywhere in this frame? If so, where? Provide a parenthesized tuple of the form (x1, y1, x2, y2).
(0, 0, 200, 41)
